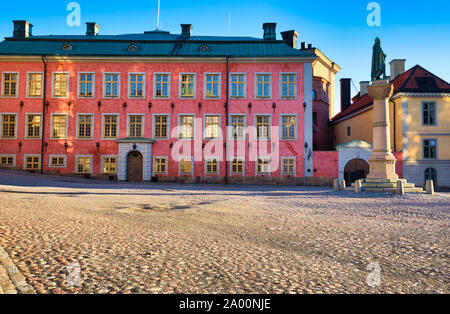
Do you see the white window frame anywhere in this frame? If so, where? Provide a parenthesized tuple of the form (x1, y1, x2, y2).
(279, 72, 297, 99)
(280, 114, 298, 140)
(228, 114, 247, 140)
(255, 156, 271, 176)
(152, 156, 169, 175)
(48, 155, 67, 168)
(103, 72, 121, 98)
(76, 113, 95, 140)
(101, 155, 118, 174)
(152, 114, 170, 140)
(230, 156, 245, 176)
(203, 72, 221, 99)
(255, 72, 272, 99)
(204, 156, 220, 176)
(1, 72, 19, 98)
(128, 72, 146, 99)
(77, 72, 95, 99)
(153, 72, 171, 99)
(254, 114, 272, 140)
(281, 157, 296, 175)
(422, 138, 438, 160)
(75, 155, 93, 174)
(0, 154, 16, 167)
(50, 113, 69, 140)
(127, 113, 145, 138)
(23, 154, 41, 170)
(178, 156, 193, 175)
(229, 73, 247, 99)
(422, 101, 437, 126)
(101, 113, 120, 140)
(203, 114, 222, 140)
(0, 113, 19, 139)
(179, 73, 197, 99)
(51, 72, 70, 98)
(24, 113, 43, 140)
(178, 114, 196, 140)
(26, 72, 44, 98)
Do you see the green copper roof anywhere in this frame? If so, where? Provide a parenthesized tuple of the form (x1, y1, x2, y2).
(0, 30, 315, 58)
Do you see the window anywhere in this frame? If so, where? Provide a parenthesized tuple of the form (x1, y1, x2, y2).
(256, 158, 270, 175)
(424, 168, 437, 187)
(76, 156, 92, 174)
(25, 156, 40, 170)
(154, 74, 170, 98)
(256, 74, 271, 98)
(2, 73, 18, 97)
(347, 126, 351, 136)
(27, 73, 43, 97)
(1, 114, 16, 138)
(281, 115, 296, 139)
(179, 115, 194, 139)
(129, 74, 144, 98)
(0, 156, 14, 167)
(103, 157, 117, 174)
(230, 115, 245, 139)
(230, 74, 245, 98)
(53, 73, 69, 97)
(180, 158, 193, 174)
(50, 156, 66, 167)
(154, 115, 169, 139)
(280, 73, 296, 98)
(423, 102, 436, 126)
(104, 73, 120, 98)
(205, 74, 220, 98)
(51, 115, 67, 139)
(103, 115, 119, 139)
(204, 115, 220, 139)
(282, 158, 296, 175)
(153, 157, 167, 174)
(78, 115, 93, 139)
(256, 115, 271, 140)
(78, 73, 94, 97)
(423, 139, 437, 159)
(231, 158, 244, 175)
(26, 115, 41, 139)
(180, 74, 195, 98)
(205, 158, 219, 174)
(128, 115, 143, 138)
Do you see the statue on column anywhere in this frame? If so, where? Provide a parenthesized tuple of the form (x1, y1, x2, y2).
(371, 37, 387, 81)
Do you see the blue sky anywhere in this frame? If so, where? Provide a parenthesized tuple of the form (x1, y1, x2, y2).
(1, 0, 449, 111)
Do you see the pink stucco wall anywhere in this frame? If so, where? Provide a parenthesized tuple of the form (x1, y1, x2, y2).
(313, 151, 339, 178)
(0, 60, 307, 179)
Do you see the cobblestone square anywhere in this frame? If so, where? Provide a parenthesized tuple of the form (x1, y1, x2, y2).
(0, 171, 448, 294)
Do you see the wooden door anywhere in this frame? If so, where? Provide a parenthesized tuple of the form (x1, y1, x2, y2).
(127, 151, 143, 182)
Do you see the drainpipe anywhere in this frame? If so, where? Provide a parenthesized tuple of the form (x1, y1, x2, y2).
(225, 56, 229, 184)
(390, 97, 396, 152)
(40, 56, 47, 174)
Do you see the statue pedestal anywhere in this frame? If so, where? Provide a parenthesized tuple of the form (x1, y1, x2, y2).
(366, 80, 398, 180)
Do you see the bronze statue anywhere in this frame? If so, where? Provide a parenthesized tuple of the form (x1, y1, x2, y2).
(371, 37, 387, 81)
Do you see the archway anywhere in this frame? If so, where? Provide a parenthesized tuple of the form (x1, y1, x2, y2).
(344, 158, 369, 185)
(127, 151, 143, 182)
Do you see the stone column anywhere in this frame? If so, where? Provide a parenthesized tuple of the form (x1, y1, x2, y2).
(366, 80, 398, 179)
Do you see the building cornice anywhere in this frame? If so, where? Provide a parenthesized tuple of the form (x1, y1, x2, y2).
(0, 55, 316, 64)
(308, 48, 341, 74)
(392, 92, 450, 100)
(330, 104, 373, 125)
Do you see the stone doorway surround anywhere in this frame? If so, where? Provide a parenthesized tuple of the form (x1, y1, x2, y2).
(116, 138, 155, 181)
(336, 140, 372, 182)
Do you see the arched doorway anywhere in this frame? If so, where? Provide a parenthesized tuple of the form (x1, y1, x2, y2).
(344, 158, 369, 185)
(424, 167, 437, 188)
(127, 151, 143, 182)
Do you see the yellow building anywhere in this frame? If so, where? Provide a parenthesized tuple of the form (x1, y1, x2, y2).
(331, 61, 450, 189)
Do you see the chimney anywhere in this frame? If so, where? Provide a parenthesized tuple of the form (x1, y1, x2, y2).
(340, 78, 352, 112)
(390, 59, 406, 80)
(301, 42, 306, 50)
(281, 30, 298, 49)
(359, 81, 370, 96)
(181, 24, 193, 39)
(86, 22, 100, 36)
(263, 23, 277, 40)
(13, 20, 33, 38)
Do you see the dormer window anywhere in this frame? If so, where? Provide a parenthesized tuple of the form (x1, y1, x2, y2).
(198, 44, 210, 52)
(128, 44, 139, 52)
(62, 43, 73, 51)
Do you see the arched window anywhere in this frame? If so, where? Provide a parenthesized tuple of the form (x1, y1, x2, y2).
(198, 44, 211, 52)
(127, 44, 139, 52)
(424, 167, 437, 187)
(62, 43, 73, 51)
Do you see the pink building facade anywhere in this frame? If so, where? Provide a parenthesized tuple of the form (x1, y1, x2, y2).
(0, 21, 322, 184)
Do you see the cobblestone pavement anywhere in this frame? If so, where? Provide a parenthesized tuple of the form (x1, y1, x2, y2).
(0, 171, 448, 294)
